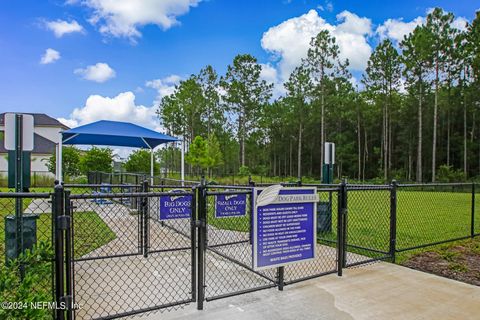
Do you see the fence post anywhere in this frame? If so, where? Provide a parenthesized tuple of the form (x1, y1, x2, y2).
(53, 184, 65, 320)
(471, 182, 475, 238)
(389, 180, 398, 263)
(277, 266, 285, 291)
(249, 179, 255, 246)
(64, 190, 73, 320)
(142, 180, 149, 258)
(197, 177, 207, 310)
(191, 186, 197, 302)
(337, 179, 347, 276)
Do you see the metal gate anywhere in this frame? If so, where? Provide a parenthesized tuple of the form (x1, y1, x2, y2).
(341, 183, 394, 268)
(54, 184, 196, 320)
(52, 180, 394, 319)
(195, 183, 340, 309)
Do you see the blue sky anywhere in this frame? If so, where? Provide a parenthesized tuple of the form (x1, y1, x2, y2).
(0, 0, 478, 129)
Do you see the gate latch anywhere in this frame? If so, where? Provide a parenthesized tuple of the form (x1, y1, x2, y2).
(57, 216, 71, 230)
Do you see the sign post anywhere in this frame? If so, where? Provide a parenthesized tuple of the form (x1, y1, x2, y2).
(252, 185, 319, 270)
(4, 113, 34, 264)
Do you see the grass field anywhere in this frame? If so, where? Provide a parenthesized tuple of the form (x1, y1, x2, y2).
(206, 188, 480, 263)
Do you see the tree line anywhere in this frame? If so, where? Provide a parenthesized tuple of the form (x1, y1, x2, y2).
(158, 8, 480, 182)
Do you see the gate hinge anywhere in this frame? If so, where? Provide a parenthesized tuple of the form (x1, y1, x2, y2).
(60, 295, 73, 310)
(57, 216, 71, 230)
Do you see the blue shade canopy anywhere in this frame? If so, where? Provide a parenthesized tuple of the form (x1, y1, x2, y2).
(62, 120, 178, 148)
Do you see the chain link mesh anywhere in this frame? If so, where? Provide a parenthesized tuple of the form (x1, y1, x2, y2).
(204, 190, 277, 298)
(396, 184, 472, 251)
(344, 186, 391, 265)
(69, 191, 194, 319)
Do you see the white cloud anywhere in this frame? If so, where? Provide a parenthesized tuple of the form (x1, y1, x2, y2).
(261, 9, 372, 80)
(376, 17, 424, 43)
(145, 75, 181, 103)
(260, 63, 285, 99)
(45, 19, 84, 37)
(452, 17, 469, 31)
(40, 48, 61, 64)
(60, 91, 160, 130)
(57, 117, 78, 128)
(79, 0, 200, 40)
(377, 13, 469, 44)
(74, 62, 116, 83)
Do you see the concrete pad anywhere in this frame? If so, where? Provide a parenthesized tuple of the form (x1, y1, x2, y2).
(141, 262, 480, 320)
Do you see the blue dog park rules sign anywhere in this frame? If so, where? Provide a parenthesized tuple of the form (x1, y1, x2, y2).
(215, 193, 247, 218)
(253, 185, 318, 270)
(159, 193, 192, 220)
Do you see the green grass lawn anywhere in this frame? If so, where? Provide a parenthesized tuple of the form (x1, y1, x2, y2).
(0, 189, 116, 267)
(206, 189, 480, 263)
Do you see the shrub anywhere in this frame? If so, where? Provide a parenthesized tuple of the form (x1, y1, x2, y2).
(238, 166, 251, 177)
(436, 165, 466, 182)
(0, 241, 54, 320)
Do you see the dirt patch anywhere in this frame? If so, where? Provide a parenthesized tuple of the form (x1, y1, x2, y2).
(402, 238, 480, 286)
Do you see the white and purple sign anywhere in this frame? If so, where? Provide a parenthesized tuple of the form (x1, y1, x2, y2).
(215, 194, 247, 218)
(253, 186, 318, 270)
(159, 193, 192, 220)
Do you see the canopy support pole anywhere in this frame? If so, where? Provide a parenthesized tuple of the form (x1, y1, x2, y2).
(58, 135, 63, 184)
(181, 139, 185, 186)
(150, 148, 154, 185)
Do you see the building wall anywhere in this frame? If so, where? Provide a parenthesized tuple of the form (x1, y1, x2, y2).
(0, 153, 52, 174)
(0, 125, 62, 144)
(34, 127, 62, 143)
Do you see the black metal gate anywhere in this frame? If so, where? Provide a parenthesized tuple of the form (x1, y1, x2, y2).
(52, 180, 397, 319)
(54, 184, 196, 320)
(341, 183, 394, 268)
(195, 183, 340, 309)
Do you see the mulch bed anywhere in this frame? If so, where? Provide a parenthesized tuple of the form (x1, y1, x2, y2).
(402, 238, 480, 286)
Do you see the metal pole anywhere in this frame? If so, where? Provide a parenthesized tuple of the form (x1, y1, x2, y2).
(150, 148, 154, 185)
(64, 190, 73, 320)
(181, 139, 185, 186)
(142, 180, 149, 258)
(197, 178, 206, 310)
(277, 266, 284, 291)
(389, 180, 398, 263)
(471, 182, 475, 238)
(337, 180, 346, 276)
(249, 179, 255, 245)
(58, 134, 63, 184)
(53, 184, 65, 320)
(191, 186, 197, 302)
(14, 114, 24, 267)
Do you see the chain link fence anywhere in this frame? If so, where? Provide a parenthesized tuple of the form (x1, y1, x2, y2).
(0, 191, 54, 318)
(2, 180, 479, 319)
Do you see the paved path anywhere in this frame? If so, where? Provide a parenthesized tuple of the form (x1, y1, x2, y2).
(142, 262, 480, 320)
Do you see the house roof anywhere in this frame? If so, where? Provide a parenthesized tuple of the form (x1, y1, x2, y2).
(0, 113, 69, 129)
(0, 132, 56, 154)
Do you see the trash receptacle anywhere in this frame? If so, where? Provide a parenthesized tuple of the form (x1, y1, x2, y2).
(5, 214, 39, 263)
(317, 201, 332, 233)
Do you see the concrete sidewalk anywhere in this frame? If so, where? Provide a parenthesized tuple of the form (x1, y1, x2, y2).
(142, 262, 480, 320)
